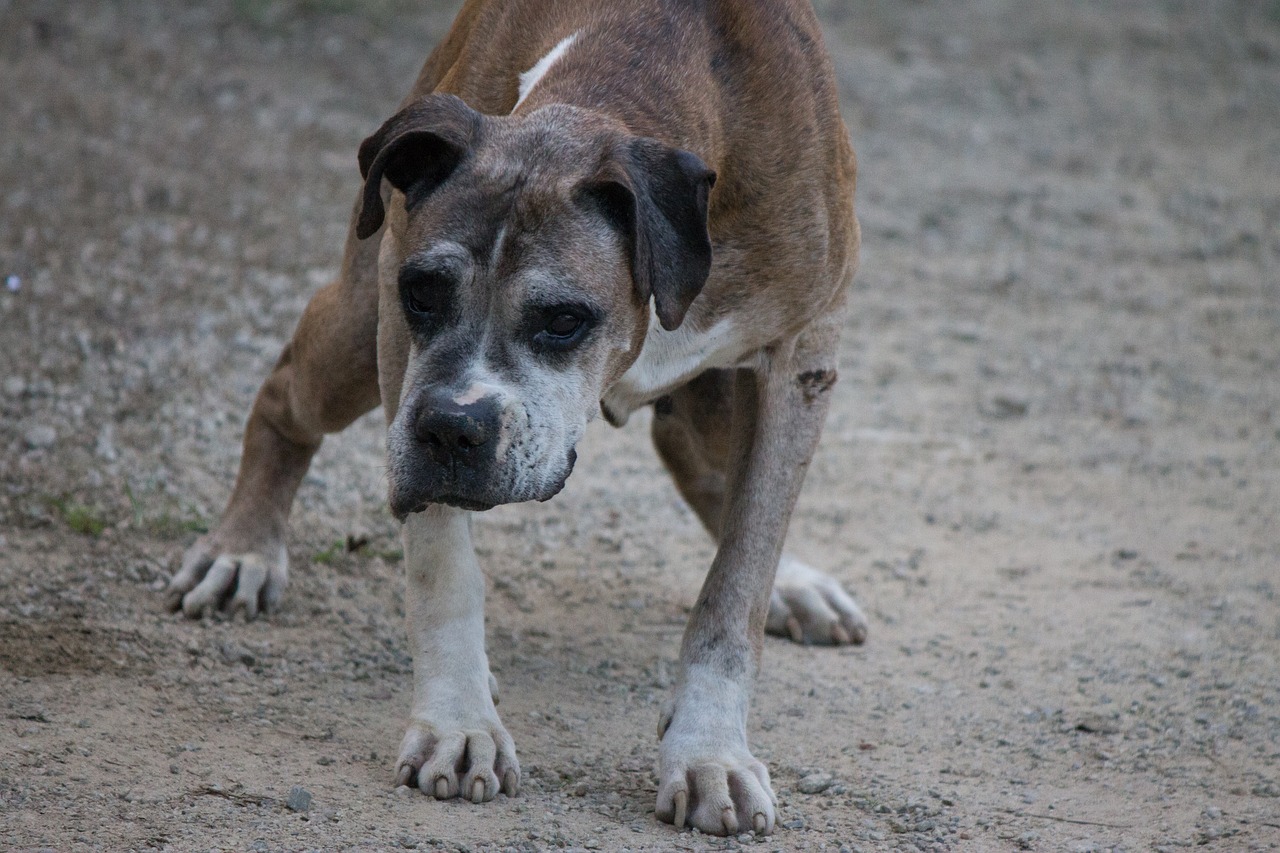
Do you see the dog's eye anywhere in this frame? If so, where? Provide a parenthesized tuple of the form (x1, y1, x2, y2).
(545, 313, 582, 338)
(399, 268, 449, 319)
(405, 280, 436, 315)
(531, 306, 596, 355)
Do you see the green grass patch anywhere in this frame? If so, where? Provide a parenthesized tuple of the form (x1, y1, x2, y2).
(143, 513, 209, 539)
(48, 497, 110, 537)
(123, 482, 209, 540)
(313, 539, 346, 564)
(314, 536, 400, 565)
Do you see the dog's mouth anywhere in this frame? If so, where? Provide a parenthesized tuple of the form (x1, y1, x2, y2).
(388, 449, 576, 521)
(436, 495, 497, 513)
(390, 493, 495, 520)
(536, 447, 576, 502)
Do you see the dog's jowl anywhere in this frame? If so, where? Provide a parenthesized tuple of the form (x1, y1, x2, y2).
(168, 0, 864, 836)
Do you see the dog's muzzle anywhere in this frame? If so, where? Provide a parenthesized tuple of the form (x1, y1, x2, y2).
(387, 390, 576, 519)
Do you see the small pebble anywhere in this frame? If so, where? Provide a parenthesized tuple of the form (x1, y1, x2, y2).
(797, 772, 834, 794)
(984, 393, 1029, 419)
(95, 423, 118, 461)
(3, 376, 24, 397)
(24, 424, 56, 449)
(1074, 712, 1121, 734)
(286, 786, 312, 812)
(5, 274, 19, 292)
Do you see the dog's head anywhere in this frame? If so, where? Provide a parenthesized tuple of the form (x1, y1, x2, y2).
(356, 94, 715, 518)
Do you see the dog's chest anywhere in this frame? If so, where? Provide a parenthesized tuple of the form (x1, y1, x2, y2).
(601, 310, 747, 425)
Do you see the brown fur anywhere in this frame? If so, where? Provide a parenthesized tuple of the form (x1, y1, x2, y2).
(169, 0, 859, 836)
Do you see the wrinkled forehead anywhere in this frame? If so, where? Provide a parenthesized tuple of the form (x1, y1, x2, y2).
(403, 139, 596, 259)
(402, 237, 599, 305)
(399, 119, 622, 275)
(473, 108, 611, 190)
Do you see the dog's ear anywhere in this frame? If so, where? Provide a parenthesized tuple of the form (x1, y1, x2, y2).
(355, 94, 482, 239)
(587, 139, 716, 331)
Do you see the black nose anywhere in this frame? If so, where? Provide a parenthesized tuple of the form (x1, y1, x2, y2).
(414, 398, 494, 463)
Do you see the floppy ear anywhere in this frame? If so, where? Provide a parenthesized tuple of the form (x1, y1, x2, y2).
(355, 93, 482, 239)
(586, 139, 716, 331)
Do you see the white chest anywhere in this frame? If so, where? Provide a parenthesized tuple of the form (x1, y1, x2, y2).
(601, 311, 748, 425)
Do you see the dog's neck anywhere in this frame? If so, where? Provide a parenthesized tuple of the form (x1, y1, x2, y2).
(507, 18, 723, 166)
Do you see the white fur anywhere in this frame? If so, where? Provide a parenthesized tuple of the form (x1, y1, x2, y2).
(663, 662, 750, 748)
(656, 662, 776, 832)
(767, 554, 868, 642)
(513, 32, 579, 111)
(452, 379, 501, 407)
(396, 507, 518, 800)
(602, 307, 748, 423)
(489, 223, 508, 270)
(402, 507, 492, 720)
(386, 341, 585, 505)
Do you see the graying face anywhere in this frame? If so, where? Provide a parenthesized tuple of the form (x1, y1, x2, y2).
(379, 113, 647, 517)
(356, 96, 715, 518)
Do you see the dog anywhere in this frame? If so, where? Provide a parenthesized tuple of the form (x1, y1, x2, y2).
(167, 0, 864, 836)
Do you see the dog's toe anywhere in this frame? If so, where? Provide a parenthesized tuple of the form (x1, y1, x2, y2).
(657, 754, 775, 835)
(167, 535, 287, 620)
(657, 694, 777, 836)
(766, 555, 868, 645)
(396, 719, 518, 803)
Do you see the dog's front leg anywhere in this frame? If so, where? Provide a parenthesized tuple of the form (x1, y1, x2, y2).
(656, 323, 839, 836)
(395, 505, 518, 802)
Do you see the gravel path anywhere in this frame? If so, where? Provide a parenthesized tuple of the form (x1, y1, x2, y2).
(2, 1, 1278, 850)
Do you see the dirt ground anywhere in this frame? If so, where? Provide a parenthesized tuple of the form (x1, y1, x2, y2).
(2, 0, 1278, 850)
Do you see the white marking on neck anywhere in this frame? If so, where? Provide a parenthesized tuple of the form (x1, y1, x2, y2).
(513, 31, 579, 112)
(601, 305, 747, 424)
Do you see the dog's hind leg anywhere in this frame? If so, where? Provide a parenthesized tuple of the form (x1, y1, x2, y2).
(167, 193, 382, 619)
(652, 369, 867, 647)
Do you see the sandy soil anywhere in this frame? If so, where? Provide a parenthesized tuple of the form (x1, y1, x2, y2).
(2, 1, 1279, 850)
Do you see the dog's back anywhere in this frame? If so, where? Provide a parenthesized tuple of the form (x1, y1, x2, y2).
(413, 0, 859, 349)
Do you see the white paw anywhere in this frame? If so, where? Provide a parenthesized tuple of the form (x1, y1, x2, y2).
(395, 716, 519, 802)
(167, 532, 288, 620)
(766, 555, 867, 645)
(656, 748, 775, 835)
(655, 678, 777, 836)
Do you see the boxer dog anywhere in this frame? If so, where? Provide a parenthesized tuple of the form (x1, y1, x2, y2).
(168, 0, 864, 835)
